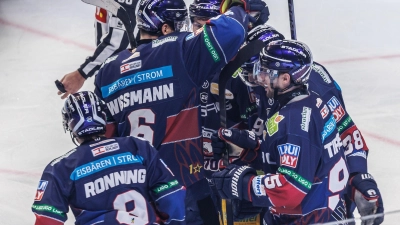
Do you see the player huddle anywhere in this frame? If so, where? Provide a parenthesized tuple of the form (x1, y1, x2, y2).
(32, 0, 384, 224)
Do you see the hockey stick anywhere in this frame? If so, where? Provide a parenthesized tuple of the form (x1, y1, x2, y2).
(218, 39, 265, 225)
(287, 0, 297, 40)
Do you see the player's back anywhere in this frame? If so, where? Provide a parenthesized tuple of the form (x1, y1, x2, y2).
(259, 91, 350, 224)
(32, 136, 185, 225)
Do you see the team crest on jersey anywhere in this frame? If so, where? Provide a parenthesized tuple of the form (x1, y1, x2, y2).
(277, 143, 301, 168)
(120, 60, 142, 74)
(91, 143, 120, 157)
(327, 96, 346, 122)
(266, 112, 284, 136)
(34, 180, 48, 201)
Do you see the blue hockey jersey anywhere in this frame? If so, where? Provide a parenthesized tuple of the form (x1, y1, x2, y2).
(253, 62, 369, 175)
(32, 137, 185, 225)
(249, 91, 350, 224)
(94, 6, 249, 188)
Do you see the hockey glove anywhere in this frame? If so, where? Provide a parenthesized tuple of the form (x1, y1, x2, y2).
(350, 173, 384, 225)
(212, 164, 256, 200)
(214, 128, 260, 163)
(232, 199, 263, 221)
(220, 0, 266, 14)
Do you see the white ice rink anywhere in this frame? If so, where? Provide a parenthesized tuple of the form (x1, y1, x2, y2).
(0, 0, 399, 224)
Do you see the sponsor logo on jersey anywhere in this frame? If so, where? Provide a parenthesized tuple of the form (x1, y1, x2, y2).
(277, 143, 301, 168)
(84, 169, 146, 198)
(70, 153, 144, 180)
(120, 60, 142, 74)
(106, 82, 175, 116)
(32, 204, 64, 216)
(312, 64, 332, 84)
(337, 116, 352, 133)
(266, 112, 284, 136)
(320, 104, 329, 119)
(200, 92, 208, 103)
(321, 115, 337, 142)
(203, 27, 221, 62)
(252, 176, 266, 196)
(153, 179, 180, 194)
(122, 51, 140, 63)
(327, 96, 346, 122)
(152, 36, 178, 48)
(316, 98, 323, 108)
(91, 143, 120, 157)
(301, 107, 312, 132)
(101, 65, 173, 98)
(324, 133, 342, 158)
(278, 167, 312, 190)
(34, 180, 48, 201)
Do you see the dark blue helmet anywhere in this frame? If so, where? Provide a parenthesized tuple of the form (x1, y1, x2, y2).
(137, 0, 188, 33)
(62, 91, 106, 138)
(239, 25, 285, 87)
(189, 0, 221, 18)
(258, 39, 313, 85)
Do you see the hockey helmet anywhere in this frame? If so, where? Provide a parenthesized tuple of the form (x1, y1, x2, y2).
(239, 25, 285, 87)
(254, 39, 313, 87)
(62, 91, 106, 138)
(137, 0, 189, 33)
(189, 0, 221, 18)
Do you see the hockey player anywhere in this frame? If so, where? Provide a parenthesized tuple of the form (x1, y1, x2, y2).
(93, 0, 269, 223)
(32, 91, 186, 225)
(238, 35, 384, 224)
(212, 40, 352, 224)
(57, 3, 138, 99)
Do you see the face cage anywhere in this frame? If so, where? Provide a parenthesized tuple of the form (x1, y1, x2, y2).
(253, 60, 281, 88)
(174, 18, 190, 32)
(239, 67, 259, 87)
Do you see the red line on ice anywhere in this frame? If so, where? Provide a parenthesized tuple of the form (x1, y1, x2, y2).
(0, 168, 41, 177)
(321, 54, 400, 64)
(362, 131, 400, 147)
(0, 18, 95, 51)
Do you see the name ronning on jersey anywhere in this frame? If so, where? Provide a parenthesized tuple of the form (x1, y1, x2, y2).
(84, 169, 146, 198)
(107, 83, 174, 116)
